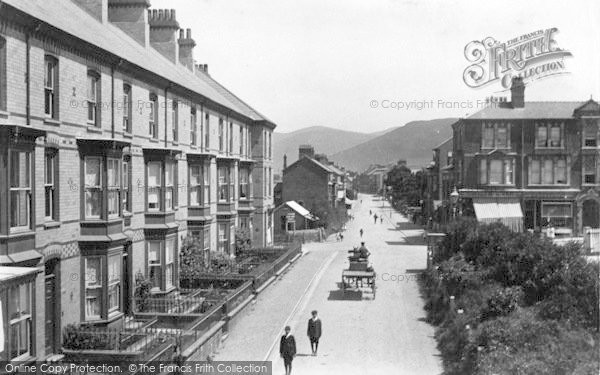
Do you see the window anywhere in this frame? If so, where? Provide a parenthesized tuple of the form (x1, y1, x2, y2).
(268, 132, 272, 159)
(584, 120, 598, 147)
(542, 202, 572, 228)
(165, 162, 174, 210)
(147, 162, 161, 211)
(87, 72, 100, 126)
(85, 257, 102, 320)
(172, 100, 179, 142)
(84, 157, 102, 218)
(230, 224, 235, 254)
(218, 118, 224, 152)
(229, 166, 235, 201)
(122, 157, 131, 213)
(10, 151, 32, 230)
(165, 237, 175, 289)
(218, 223, 227, 253)
(229, 122, 234, 153)
(45, 150, 58, 220)
(107, 159, 120, 217)
(149, 94, 158, 138)
(108, 254, 121, 313)
(218, 165, 229, 201)
(529, 157, 568, 185)
(148, 242, 162, 289)
(239, 168, 249, 199)
(203, 163, 210, 204)
(0, 37, 5, 111)
(583, 155, 597, 184)
(204, 113, 210, 149)
(8, 282, 32, 360)
(535, 122, 563, 148)
(189, 165, 202, 206)
(123, 84, 132, 133)
(482, 122, 511, 149)
(203, 226, 210, 253)
(479, 158, 515, 185)
(239, 126, 244, 156)
(247, 129, 251, 157)
(190, 107, 197, 146)
(44, 56, 58, 119)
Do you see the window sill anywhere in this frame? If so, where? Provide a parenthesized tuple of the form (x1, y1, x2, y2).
(86, 125, 102, 134)
(123, 211, 133, 218)
(84, 311, 124, 325)
(149, 138, 160, 143)
(44, 221, 61, 229)
(9, 355, 36, 365)
(43, 118, 61, 126)
(8, 228, 35, 237)
(527, 184, 569, 187)
(150, 286, 176, 296)
(123, 132, 133, 139)
(190, 144, 198, 149)
(0, 109, 8, 118)
(172, 141, 179, 146)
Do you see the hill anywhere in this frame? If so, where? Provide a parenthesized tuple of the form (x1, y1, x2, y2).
(273, 126, 390, 172)
(328, 118, 457, 172)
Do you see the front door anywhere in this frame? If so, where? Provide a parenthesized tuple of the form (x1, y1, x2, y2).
(582, 199, 600, 228)
(44, 259, 60, 355)
(123, 244, 132, 316)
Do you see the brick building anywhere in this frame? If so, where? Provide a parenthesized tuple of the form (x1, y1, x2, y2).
(0, 0, 275, 362)
(452, 77, 599, 234)
(424, 137, 454, 221)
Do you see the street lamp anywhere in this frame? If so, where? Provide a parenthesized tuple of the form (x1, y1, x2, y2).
(450, 186, 459, 220)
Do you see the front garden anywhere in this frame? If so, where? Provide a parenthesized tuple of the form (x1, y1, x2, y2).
(422, 218, 599, 374)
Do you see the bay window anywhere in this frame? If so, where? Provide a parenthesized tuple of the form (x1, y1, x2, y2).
(10, 151, 32, 230)
(165, 237, 175, 289)
(122, 157, 131, 213)
(229, 165, 235, 201)
(541, 202, 572, 228)
(481, 122, 511, 149)
(107, 254, 120, 313)
(219, 118, 224, 152)
(84, 257, 102, 320)
(8, 282, 32, 361)
(0, 37, 5, 111)
(584, 120, 598, 147)
(230, 224, 236, 255)
(479, 157, 515, 185)
(147, 162, 161, 211)
(218, 165, 229, 201)
(107, 159, 120, 217)
(239, 126, 244, 156)
(203, 163, 210, 204)
(203, 226, 210, 253)
(147, 238, 176, 291)
(190, 107, 197, 146)
(45, 150, 58, 221)
(189, 165, 202, 206)
(229, 122, 234, 153)
(165, 162, 174, 210)
(529, 157, 568, 185)
(84, 157, 102, 218)
(204, 113, 210, 149)
(218, 223, 227, 253)
(239, 168, 249, 199)
(148, 241, 162, 289)
(172, 100, 179, 142)
(44, 56, 58, 119)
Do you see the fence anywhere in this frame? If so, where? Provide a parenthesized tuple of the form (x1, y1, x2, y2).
(274, 228, 325, 243)
(584, 227, 600, 253)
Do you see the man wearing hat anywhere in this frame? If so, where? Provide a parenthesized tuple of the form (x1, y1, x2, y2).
(279, 326, 296, 375)
(306, 310, 322, 356)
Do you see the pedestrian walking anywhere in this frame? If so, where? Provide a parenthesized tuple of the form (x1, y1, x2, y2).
(369, 209, 372, 216)
(359, 228, 364, 237)
(373, 214, 378, 224)
(340, 233, 344, 241)
(280, 326, 296, 375)
(307, 310, 322, 356)
(380, 216, 383, 224)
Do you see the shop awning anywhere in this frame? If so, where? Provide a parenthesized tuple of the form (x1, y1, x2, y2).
(473, 198, 523, 232)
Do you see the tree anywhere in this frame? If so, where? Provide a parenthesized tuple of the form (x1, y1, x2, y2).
(386, 164, 422, 208)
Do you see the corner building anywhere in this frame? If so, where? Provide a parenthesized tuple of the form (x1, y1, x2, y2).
(0, 0, 275, 362)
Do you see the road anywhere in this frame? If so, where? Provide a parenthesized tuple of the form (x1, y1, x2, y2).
(214, 194, 442, 375)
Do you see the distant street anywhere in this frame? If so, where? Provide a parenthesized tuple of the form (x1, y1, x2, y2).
(214, 194, 442, 375)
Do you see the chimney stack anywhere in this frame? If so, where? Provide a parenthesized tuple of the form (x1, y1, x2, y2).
(283, 154, 288, 170)
(298, 145, 315, 160)
(510, 76, 525, 108)
(178, 28, 196, 71)
(72, 0, 108, 23)
(108, 0, 151, 47)
(148, 8, 180, 63)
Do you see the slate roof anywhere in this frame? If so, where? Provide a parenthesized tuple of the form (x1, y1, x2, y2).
(466, 102, 584, 120)
(4, 0, 271, 124)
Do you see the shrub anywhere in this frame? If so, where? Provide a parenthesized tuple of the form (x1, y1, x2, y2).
(179, 235, 206, 279)
(461, 222, 513, 264)
(481, 286, 523, 321)
(435, 217, 477, 262)
(438, 254, 482, 298)
(134, 273, 153, 312)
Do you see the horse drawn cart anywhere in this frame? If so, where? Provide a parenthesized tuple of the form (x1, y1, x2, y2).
(341, 247, 376, 298)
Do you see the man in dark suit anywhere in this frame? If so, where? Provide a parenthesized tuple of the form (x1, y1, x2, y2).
(306, 310, 322, 356)
(279, 326, 296, 375)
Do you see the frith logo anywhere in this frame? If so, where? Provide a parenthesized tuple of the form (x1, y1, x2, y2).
(463, 28, 572, 89)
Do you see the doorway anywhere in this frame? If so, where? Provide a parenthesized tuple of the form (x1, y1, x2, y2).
(582, 199, 600, 228)
(44, 258, 60, 355)
(123, 243, 132, 316)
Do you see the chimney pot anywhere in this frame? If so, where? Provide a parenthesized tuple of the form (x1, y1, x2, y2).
(171, 9, 175, 20)
(159, 9, 164, 19)
(186, 28, 191, 39)
(179, 29, 184, 39)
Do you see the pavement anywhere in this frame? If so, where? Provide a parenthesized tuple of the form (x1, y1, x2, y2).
(214, 194, 442, 375)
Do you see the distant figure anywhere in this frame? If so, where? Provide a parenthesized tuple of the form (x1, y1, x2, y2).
(280, 326, 296, 375)
(307, 310, 322, 356)
(380, 216, 383, 224)
(369, 209, 372, 215)
(359, 228, 364, 238)
(373, 214, 378, 224)
(339, 233, 344, 241)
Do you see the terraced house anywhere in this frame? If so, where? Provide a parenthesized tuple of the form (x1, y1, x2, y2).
(0, 0, 275, 362)
(451, 77, 600, 236)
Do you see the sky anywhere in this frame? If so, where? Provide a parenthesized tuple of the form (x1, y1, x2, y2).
(153, 0, 600, 134)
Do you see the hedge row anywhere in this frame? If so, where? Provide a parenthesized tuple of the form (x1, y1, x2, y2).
(422, 219, 599, 374)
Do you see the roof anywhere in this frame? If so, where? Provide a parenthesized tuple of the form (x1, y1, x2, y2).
(285, 156, 334, 175)
(433, 137, 453, 150)
(4, 0, 271, 124)
(327, 164, 345, 176)
(277, 201, 317, 221)
(466, 102, 584, 120)
(0, 266, 42, 283)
